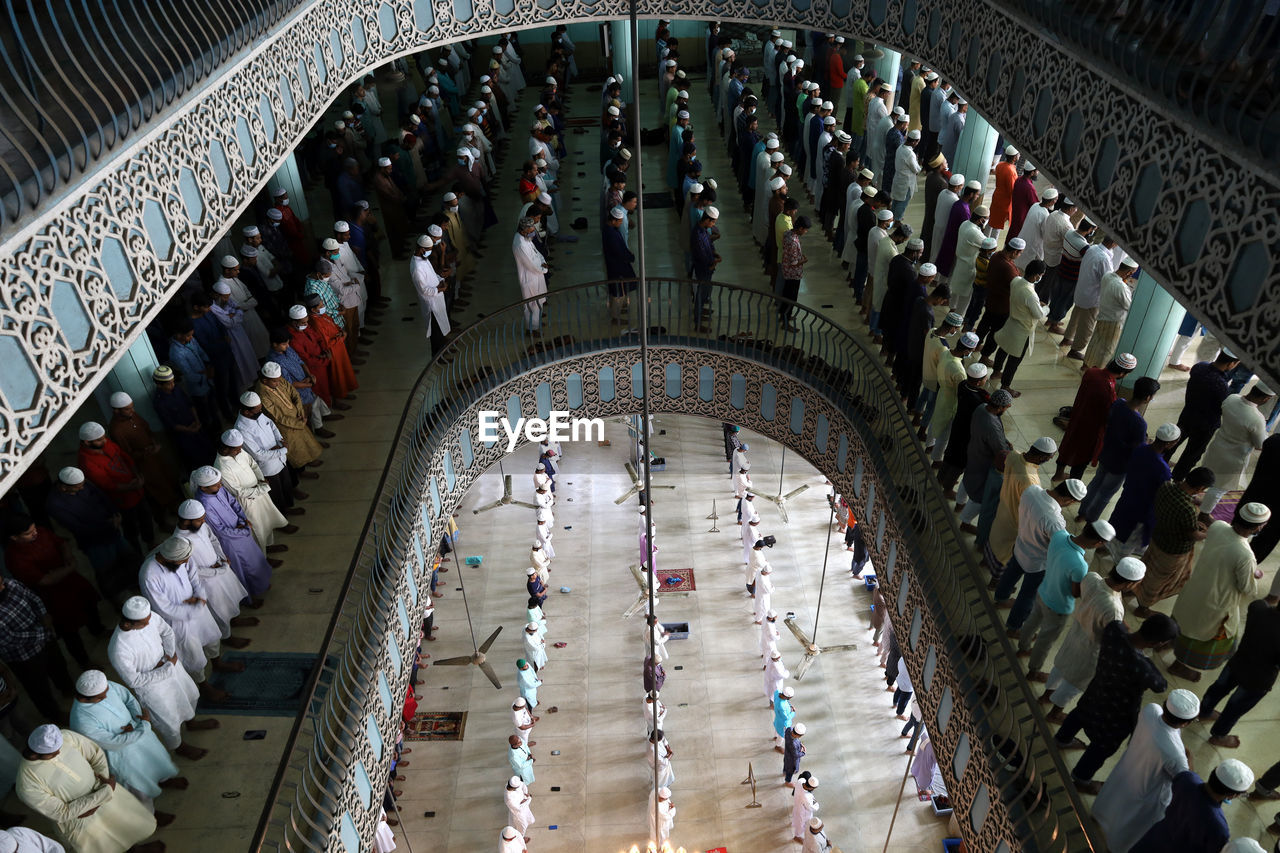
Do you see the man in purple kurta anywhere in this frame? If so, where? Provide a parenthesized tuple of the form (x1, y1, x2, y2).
(934, 196, 972, 278)
(192, 470, 272, 600)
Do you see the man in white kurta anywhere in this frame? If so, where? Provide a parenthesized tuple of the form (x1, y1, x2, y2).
(174, 500, 248, 639)
(949, 209, 989, 316)
(69, 671, 181, 804)
(644, 692, 667, 735)
(648, 787, 675, 846)
(791, 776, 820, 842)
(1198, 386, 1273, 515)
(504, 776, 535, 835)
(216, 259, 269, 356)
(802, 816, 831, 853)
(0, 826, 65, 851)
(139, 538, 223, 683)
(929, 175, 964, 264)
(499, 825, 526, 852)
(530, 542, 551, 579)
(643, 615, 671, 663)
(864, 88, 889, 179)
(1092, 691, 1199, 853)
(1043, 570, 1128, 712)
(747, 541, 770, 595)
(410, 237, 451, 345)
(764, 650, 790, 704)
(512, 219, 548, 332)
(732, 442, 751, 474)
(754, 566, 776, 624)
(760, 609, 781, 659)
(106, 597, 203, 754)
(209, 442, 287, 550)
(511, 699, 534, 746)
(534, 518, 555, 559)
(522, 623, 547, 671)
(646, 731, 675, 788)
(16, 727, 157, 853)
(1014, 191, 1056, 271)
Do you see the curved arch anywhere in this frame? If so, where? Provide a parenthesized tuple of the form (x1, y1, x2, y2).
(254, 280, 1097, 852)
(1, 0, 1278, 495)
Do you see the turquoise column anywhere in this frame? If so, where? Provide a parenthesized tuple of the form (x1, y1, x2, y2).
(1114, 272, 1186, 386)
(950, 111, 999, 194)
(269, 153, 310, 222)
(874, 47, 901, 112)
(610, 20, 632, 83)
(93, 334, 163, 429)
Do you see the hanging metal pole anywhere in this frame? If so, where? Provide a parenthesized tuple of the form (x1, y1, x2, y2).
(810, 499, 837, 645)
(777, 446, 786, 495)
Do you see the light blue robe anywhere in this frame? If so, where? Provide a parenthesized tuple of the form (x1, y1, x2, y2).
(508, 744, 535, 784)
(70, 683, 179, 800)
(516, 665, 541, 708)
(526, 607, 547, 639)
(666, 124, 687, 191)
(196, 487, 272, 598)
(773, 693, 796, 739)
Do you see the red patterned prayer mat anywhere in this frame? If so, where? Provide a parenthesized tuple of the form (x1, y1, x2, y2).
(657, 568, 696, 591)
(404, 711, 467, 742)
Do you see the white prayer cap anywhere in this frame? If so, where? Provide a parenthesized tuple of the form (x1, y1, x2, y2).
(1221, 840, 1266, 853)
(821, 100, 834, 111)
(536, 463, 545, 470)
(608, 105, 620, 116)
(793, 723, 806, 735)
(810, 817, 824, 830)
(482, 86, 492, 93)
(784, 40, 794, 49)
(1213, 759, 1255, 793)
(924, 71, 939, 81)
(948, 173, 965, 187)
(1115, 556, 1146, 581)
(243, 225, 260, 237)
(781, 686, 794, 698)
(526, 622, 540, 632)
(853, 53, 864, 62)
(1064, 479, 1087, 500)
(677, 90, 690, 99)
(192, 465, 222, 487)
(907, 129, 921, 140)
(526, 567, 537, 576)
(780, 165, 793, 176)
(261, 361, 283, 379)
(1240, 502, 1272, 524)
(27, 725, 63, 754)
(972, 204, 990, 217)
(122, 595, 152, 620)
(854, 168, 872, 181)
(1165, 688, 1200, 720)
(76, 669, 109, 696)
(981, 236, 998, 250)
(823, 116, 836, 125)
(881, 83, 895, 92)
(1043, 187, 1059, 200)
(1007, 237, 1026, 250)
(1005, 144, 1019, 156)
(443, 192, 457, 202)
(770, 649, 782, 659)
(665, 59, 677, 67)
(272, 187, 288, 197)
(466, 108, 478, 117)
(514, 697, 527, 707)
(221, 429, 244, 447)
(537, 192, 552, 204)
(1090, 519, 1116, 541)
(944, 312, 963, 327)
(1115, 352, 1138, 370)
(1020, 161, 1037, 172)
(805, 777, 820, 789)
(1118, 255, 1137, 269)
(892, 106, 906, 117)
(770, 152, 785, 164)
(802, 81, 816, 91)
(58, 466, 85, 485)
(835, 36, 846, 43)
(877, 209, 894, 221)
(689, 183, 705, 195)
(1254, 382, 1276, 397)
(658, 786, 672, 799)
(677, 110, 690, 120)
(239, 391, 261, 407)
(1155, 423, 1181, 442)
(1031, 436, 1058, 454)
(966, 362, 988, 379)
(178, 499, 205, 520)
(221, 254, 240, 268)
(759, 563, 771, 572)
(913, 262, 935, 278)
(620, 148, 633, 160)
(960, 332, 980, 349)
(160, 536, 193, 561)
(705, 206, 720, 219)
(770, 28, 781, 36)
(957, 98, 967, 105)
(416, 234, 433, 248)
(321, 238, 340, 252)
(377, 156, 392, 167)
(334, 220, 350, 233)
(212, 281, 232, 294)
(767, 609, 777, 618)
(428, 224, 443, 238)
(78, 421, 105, 441)
(267, 208, 283, 221)
(508, 776, 522, 788)
(241, 246, 258, 258)
(766, 138, 780, 150)
(965, 179, 983, 191)
(769, 176, 786, 192)
(108, 391, 133, 409)
(534, 157, 547, 167)
(502, 827, 519, 840)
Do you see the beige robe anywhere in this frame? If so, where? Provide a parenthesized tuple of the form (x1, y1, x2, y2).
(255, 380, 323, 467)
(16, 730, 156, 853)
(1171, 521, 1260, 642)
(214, 451, 287, 549)
(987, 454, 1041, 563)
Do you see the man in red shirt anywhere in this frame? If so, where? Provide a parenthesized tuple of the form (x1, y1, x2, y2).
(1052, 355, 1138, 481)
(77, 421, 154, 552)
(827, 38, 848, 111)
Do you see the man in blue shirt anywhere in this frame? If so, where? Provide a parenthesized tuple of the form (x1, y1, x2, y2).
(1107, 424, 1180, 555)
(1131, 759, 1253, 853)
(1172, 349, 1240, 480)
(691, 206, 720, 330)
(1079, 376, 1161, 522)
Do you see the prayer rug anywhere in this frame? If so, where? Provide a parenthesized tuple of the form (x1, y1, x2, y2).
(404, 711, 468, 742)
(1210, 489, 1245, 524)
(657, 567, 696, 591)
(197, 651, 332, 717)
(641, 192, 675, 210)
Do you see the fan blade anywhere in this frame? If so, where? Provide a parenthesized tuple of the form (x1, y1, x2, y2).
(432, 656, 475, 666)
(479, 660, 503, 689)
(477, 625, 503, 654)
(783, 617, 813, 646)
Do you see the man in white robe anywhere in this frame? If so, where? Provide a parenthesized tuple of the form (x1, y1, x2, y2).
(644, 692, 666, 736)
(760, 609, 781, 660)
(754, 565, 775, 626)
(1198, 384, 1274, 516)
(741, 517, 763, 565)
(764, 649, 789, 704)
(929, 174, 965, 265)
(409, 235, 451, 354)
(499, 825, 526, 853)
(233, 393, 295, 515)
(791, 776, 820, 842)
(1092, 690, 1199, 853)
(331, 222, 368, 324)
(522, 623, 547, 671)
(216, 257, 269, 356)
(643, 615, 671, 663)
(1014, 190, 1057, 272)
(106, 597, 212, 757)
(511, 699, 535, 746)
(205, 444, 289, 552)
(648, 787, 675, 846)
(534, 518, 555, 560)
(645, 731, 675, 789)
(803, 816, 832, 853)
(512, 219, 548, 332)
(0, 826, 65, 851)
(16, 726, 158, 853)
(504, 776, 535, 837)
(530, 543, 551, 579)
(840, 171, 875, 267)
(174, 500, 250, 640)
(69, 670, 182, 806)
(139, 538, 228, 688)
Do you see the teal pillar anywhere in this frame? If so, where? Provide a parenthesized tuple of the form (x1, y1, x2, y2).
(93, 334, 163, 429)
(874, 47, 901, 112)
(269, 153, 310, 222)
(610, 20, 632, 84)
(950, 111, 999, 195)
(1114, 272, 1186, 385)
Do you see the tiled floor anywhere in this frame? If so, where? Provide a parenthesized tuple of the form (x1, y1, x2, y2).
(9, 34, 1280, 853)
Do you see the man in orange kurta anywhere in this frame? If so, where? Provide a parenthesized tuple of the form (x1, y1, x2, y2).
(988, 145, 1020, 232)
(107, 392, 180, 514)
(303, 295, 358, 400)
(77, 421, 155, 551)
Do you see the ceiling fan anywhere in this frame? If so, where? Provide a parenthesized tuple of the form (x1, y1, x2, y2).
(429, 561, 503, 688)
